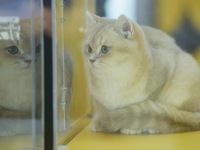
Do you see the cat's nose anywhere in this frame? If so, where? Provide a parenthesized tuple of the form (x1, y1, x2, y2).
(89, 59, 96, 64)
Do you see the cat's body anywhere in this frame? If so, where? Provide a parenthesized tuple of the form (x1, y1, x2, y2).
(0, 19, 73, 136)
(84, 12, 200, 134)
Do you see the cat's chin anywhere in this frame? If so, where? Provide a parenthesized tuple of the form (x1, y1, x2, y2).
(89, 63, 101, 68)
(17, 62, 32, 70)
(19, 65, 31, 70)
(88, 59, 105, 68)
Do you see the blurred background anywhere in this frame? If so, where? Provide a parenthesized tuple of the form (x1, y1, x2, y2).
(95, 0, 200, 62)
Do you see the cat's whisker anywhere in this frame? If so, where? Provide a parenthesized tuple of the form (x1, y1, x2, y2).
(98, 61, 106, 64)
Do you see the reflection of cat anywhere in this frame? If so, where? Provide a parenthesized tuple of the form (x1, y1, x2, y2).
(84, 12, 200, 134)
(0, 19, 73, 136)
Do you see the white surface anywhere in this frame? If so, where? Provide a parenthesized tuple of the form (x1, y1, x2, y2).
(105, 0, 137, 20)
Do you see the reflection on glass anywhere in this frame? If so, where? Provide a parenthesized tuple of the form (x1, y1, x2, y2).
(0, 17, 42, 135)
(0, 0, 43, 150)
(56, 0, 91, 144)
(56, 0, 73, 132)
(0, 0, 91, 149)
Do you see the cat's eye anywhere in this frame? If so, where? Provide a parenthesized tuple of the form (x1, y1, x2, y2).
(88, 45, 93, 53)
(101, 45, 110, 54)
(6, 45, 19, 55)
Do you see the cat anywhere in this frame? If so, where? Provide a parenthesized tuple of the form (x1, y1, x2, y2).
(84, 12, 200, 134)
(0, 18, 73, 136)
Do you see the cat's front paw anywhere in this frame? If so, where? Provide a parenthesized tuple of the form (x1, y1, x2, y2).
(90, 119, 103, 132)
(90, 117, 114, 133)
(120, 128, 160, 135)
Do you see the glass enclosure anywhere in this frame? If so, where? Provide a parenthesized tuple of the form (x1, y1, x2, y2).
(0, 0, 91, 149)
(0, 0, 43, 149)
(55, 0, 91, 144)
(0, 0, 200, 150)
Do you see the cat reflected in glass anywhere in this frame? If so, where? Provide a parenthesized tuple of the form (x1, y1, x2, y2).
(0, 18, 73, 136)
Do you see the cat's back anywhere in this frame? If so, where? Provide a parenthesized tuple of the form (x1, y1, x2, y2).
(141, 26, 177, 51)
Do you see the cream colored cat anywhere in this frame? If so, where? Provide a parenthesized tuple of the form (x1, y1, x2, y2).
(0, 18, 73, 136)
(84, 12, 200, 134)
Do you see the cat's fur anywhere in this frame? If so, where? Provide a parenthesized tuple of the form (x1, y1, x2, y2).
(84, 12, 200, 134)
(0, 18, 73, 136)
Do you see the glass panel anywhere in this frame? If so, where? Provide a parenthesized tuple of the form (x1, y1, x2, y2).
(54, 0, 91, 145)
(0, 0, 43, 149)
(0, 0, 93, 149)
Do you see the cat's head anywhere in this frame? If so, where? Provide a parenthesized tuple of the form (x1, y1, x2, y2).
(0, 18, 41, 71)
(84, 12, 147, 70)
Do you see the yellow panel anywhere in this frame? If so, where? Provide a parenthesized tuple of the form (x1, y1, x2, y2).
(193, 47, 200, 65)
(68, 125, 200, 150)
(0, 136, 38, 150)
(156, 0, 200, 33)
(156, 0, 183, 32)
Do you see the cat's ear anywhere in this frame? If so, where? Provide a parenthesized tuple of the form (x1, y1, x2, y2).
(86, 11, 101, 28)
(115, 15, 134, 39)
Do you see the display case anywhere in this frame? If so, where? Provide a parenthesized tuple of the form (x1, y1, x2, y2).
(0, 0, 44, 149)
(0, 0, 200, 150)
(0, 0, 91, 149)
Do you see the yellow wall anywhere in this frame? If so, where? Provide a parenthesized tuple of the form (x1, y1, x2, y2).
(156, 0, 200, 62)
(156, 0, 200, 32)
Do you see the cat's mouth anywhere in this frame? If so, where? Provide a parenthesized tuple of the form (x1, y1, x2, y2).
(21, 57, 40, 68)
(89, 59, 96, 64)
(16, 59, 38, 69)
(88, 59, 100, 67)
(88, 59, 106, 68)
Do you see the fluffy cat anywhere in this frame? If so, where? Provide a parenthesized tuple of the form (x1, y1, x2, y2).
(84, 12, 200, 134)
(0, 18, 73, 136)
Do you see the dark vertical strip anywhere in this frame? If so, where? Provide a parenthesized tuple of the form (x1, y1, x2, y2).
(44, 34, 54, 150)
(43, 0, 54, 149)
(136, 0, 156, 27)
(96, 0, 106, 17)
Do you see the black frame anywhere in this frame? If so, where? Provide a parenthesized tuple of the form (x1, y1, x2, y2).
(43, 0, 55, 149)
